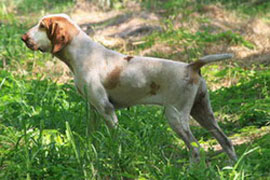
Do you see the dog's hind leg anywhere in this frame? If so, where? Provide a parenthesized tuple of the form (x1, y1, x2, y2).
(190, 80, 237, 161)
(165, 105, 201, 163)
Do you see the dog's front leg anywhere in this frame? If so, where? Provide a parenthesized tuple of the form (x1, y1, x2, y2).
(85, 80, 118, 129)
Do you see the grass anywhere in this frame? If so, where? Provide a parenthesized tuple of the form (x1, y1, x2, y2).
(1, 0, 270, 179)
(1, 70, 270, 179)
(134, 26, 255, 61)
(141, 0, 270, 18)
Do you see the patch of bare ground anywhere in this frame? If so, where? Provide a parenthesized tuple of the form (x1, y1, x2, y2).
(32, 60, 72, 83)
(197, 5, 270, 65)
(71, 1, 162, 48)
(137, 4, 270, 67)
(11, 59, 72, 83)
(140, 43, 175, 57)
(165, 4, 270, 65)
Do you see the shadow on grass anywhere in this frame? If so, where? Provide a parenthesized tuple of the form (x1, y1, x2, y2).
(211, 69, 270, 126)
(80, 13, 132, 29)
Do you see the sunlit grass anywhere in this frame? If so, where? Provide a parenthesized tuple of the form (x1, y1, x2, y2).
(1, 70, 270, 179)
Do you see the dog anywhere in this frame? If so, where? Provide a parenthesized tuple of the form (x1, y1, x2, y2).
(21, 14, 237, 162)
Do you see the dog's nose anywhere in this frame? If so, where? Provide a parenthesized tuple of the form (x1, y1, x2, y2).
(21, 34, 28, 42)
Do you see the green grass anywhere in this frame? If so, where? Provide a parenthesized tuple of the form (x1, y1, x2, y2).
(0, 0, 74, 16)
(211, 67, 270, 127)
(1, 70, 270, 179)
(1, 0, 270, 179)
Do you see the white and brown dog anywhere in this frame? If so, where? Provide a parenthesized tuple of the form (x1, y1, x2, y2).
(21, 14, 237, 162)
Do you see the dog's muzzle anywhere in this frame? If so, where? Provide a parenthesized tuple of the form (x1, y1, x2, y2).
(21, 33, 38, 51)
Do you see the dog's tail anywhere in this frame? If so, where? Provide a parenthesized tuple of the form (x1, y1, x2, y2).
(188, 53, 234, 72)
(186, 53, 233, 84)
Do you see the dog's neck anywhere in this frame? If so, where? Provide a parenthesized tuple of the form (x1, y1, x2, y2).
(54, 30, 124, 76)
(54, 31, 98, 74)
(54, 47, 75, 73)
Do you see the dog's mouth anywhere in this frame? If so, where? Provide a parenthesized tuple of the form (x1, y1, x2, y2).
(22, 41, 38, 51)
(23, 40, 46, 53)
(21, 34, 39, 51)
(26, 43, 39, 51)
(38, 47, 45, 52)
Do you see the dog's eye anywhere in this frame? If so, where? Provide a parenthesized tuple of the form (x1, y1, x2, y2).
(61, 35, 65, 41)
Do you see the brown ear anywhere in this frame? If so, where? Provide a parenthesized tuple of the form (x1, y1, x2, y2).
(42, 18, 72, 53)
(51, 22, 69, 53)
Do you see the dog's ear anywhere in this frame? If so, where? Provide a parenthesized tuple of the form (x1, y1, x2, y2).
(41, 17, 78, 54)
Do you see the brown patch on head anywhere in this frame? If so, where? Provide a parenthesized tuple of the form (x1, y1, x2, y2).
(104, 66, 122, 89)
(124, 56, 133, 62)
(41, 16, 79, 53)
(150, 82, 160, 95)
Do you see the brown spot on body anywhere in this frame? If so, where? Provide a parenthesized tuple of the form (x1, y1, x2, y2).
(150, 82, 160, 95)
(124, 56, 134, 62)
(104, 66, 122, 89)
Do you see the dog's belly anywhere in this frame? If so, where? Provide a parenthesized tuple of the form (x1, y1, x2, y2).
(107, 87, 164, 109)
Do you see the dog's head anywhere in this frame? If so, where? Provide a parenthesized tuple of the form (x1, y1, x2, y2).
(21, 14, 79, 54)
